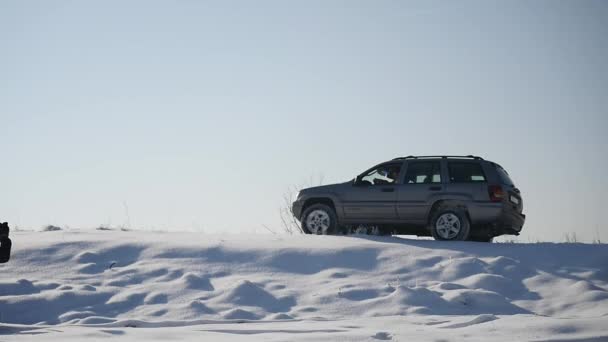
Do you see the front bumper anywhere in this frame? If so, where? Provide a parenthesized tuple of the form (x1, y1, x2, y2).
(292, 199, 304, 221)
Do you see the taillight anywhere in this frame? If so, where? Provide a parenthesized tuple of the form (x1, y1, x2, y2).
(488, 185, 504, 202)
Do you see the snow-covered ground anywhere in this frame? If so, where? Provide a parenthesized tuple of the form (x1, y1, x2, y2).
(1, 231, 607, 341)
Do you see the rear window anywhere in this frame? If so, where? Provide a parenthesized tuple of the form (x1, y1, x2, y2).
(495, 165, 514, 186)
(448, 162, 486, 183)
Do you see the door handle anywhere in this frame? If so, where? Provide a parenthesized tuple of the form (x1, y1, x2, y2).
(381, 188, 395, 192)
(429, 186, 442, 191)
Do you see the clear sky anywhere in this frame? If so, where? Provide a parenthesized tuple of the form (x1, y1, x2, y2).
(1, 1, 607, 242)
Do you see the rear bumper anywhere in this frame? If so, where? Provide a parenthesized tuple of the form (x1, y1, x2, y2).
(493, 209, 526, 235)
(469, 202, 525, 236)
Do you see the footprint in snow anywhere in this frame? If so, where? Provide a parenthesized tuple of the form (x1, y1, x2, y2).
(372, 331, 392, 340)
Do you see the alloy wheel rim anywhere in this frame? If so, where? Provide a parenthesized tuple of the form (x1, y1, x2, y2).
(435, 213, 461, 239)
(306, 210, 331, 234)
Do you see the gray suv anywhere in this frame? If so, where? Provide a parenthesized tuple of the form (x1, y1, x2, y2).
(292, 156, 525, 242)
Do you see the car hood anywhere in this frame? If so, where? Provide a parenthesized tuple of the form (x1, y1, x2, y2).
(299, 182, 351, 195)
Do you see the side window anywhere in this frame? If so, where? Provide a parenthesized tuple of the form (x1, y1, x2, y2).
(361, 163, 402, 185)
(448, 162, 486, 183)
(404, 162, 441, 184)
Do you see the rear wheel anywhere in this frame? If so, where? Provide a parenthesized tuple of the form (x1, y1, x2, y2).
(301, 204, 339, 235)
(429, 204, 471, 241)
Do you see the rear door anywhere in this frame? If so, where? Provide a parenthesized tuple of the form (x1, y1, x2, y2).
(396, 160, 443, 224)
(342, 162, 403, 221)
(445, 161, 489, 203)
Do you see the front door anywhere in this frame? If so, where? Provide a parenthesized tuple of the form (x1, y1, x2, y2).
(342, 162, 403, 221)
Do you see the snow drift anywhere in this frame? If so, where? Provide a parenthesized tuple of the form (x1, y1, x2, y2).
(0, 231, 607, 341)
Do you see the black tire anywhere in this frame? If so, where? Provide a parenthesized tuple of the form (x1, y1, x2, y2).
(429, 203, 471, 241)
(300, 204, 339, 235)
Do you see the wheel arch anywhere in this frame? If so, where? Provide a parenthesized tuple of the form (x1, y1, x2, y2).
(427, 199, 472, 226)
(302, 197, 337, 217)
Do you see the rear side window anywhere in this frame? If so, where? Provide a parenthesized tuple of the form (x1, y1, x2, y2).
(404, 162, 441, 184)
(448, 162, 486, 183)
(495, 165, 514, 186)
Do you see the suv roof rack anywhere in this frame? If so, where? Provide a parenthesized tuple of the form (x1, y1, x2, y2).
(392, 155, 484, 161)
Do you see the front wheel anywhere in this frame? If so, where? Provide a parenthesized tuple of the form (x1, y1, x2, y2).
(429, 204, 471, 241)
(301, 204, 339, 235)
